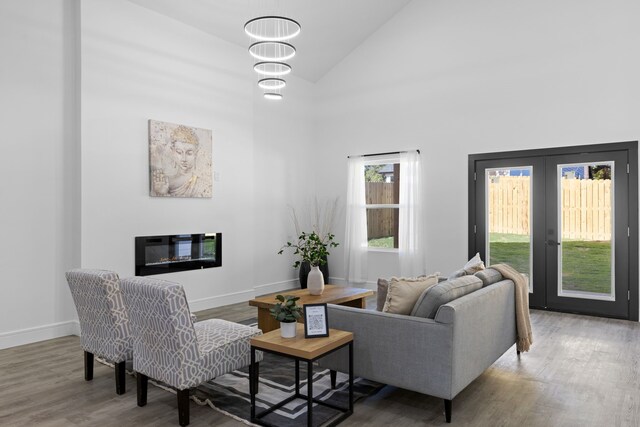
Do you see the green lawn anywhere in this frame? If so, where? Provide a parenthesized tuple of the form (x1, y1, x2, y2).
(368, 236, 394, 248)
(489, 233, 611, 294)
(488, 241, 531, 276)
(561, 241, 612, 294)
(489, 233, 532, 243)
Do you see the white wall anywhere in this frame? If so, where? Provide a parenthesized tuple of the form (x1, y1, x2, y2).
(252, 77, 318, 293)
(0, 0, 81, 348)
(315, 0, 640, 290)
(81, 0, 255, 308)
(0, 0, 315, 349)
(3, 0, 639, 349)
(81, 0, 313, 309)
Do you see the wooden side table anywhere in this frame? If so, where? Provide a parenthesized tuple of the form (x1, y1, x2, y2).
(250, 324, 354, 427)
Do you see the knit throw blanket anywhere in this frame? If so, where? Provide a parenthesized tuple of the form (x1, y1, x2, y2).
(491, 264, 533, 352)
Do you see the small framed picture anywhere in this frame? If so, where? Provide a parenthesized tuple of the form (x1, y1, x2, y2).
(304, 303, 329, 338)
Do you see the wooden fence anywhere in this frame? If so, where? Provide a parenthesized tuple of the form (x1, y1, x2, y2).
(488, 176, 612, 241)
(366, 182, 397, 239)
(487, 176, 531, 236)
(560, 177, 612, 240)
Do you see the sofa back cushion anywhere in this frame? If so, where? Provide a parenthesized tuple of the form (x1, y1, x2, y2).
(474, 268, 503, 287)
(447, 268, 467, 280)
(411, 275, 483, 319)
(382, 275, 440, 315)
(376, 278, 390, 311)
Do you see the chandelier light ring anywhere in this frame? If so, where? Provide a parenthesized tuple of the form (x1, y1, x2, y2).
(258, 78, 286, 90)
(244, 16, 301, 41)
(249, 41, 296, 62)
(264, 92, 283, 100)
(253, 61, 292, 77)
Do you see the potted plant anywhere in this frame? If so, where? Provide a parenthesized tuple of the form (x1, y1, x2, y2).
(286, 198, 339, 289)
(278, 231, 339, 295)
(269, 295, 303, 338)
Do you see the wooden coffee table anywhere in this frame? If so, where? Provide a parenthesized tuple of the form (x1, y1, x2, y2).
(249, 284, 373, 333)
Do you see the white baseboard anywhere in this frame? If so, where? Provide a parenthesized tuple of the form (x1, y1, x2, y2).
(0, 278, 375, 350)
(253, 279, 299, 296)
(0, 320, 80, 350)
(188, 279, 299, 312)
(328, 277, 377, 291)
(188, 289, 256, 312)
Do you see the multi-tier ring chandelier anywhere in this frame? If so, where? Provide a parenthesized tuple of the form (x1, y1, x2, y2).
(244, 16, 301, 100)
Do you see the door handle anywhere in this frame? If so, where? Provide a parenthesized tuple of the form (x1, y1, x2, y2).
(545, 240, 561, 246)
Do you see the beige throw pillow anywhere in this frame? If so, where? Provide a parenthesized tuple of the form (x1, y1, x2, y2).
(382, 274, 440, 315)
(377, 275, 439, 311)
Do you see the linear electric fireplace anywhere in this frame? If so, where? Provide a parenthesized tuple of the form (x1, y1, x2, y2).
(135, 233, 222, 276)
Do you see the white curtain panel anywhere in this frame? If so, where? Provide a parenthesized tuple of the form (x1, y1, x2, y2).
(399, 150, 425, 277)
(345, 156, 368, 284)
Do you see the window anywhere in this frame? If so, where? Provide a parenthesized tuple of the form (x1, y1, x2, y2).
(364, 160, 400, 249)
(345, 150, 423, 282)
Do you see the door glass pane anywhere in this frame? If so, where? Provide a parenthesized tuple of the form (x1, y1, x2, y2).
(558, 162, 614, 300)
(486, 167, 533, 291)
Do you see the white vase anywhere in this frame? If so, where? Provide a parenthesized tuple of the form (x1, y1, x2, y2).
(280, 321, 297, 338)
(307, 265, 325, 295)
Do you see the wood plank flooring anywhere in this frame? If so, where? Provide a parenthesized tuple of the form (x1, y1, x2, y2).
(1, 294, 639, 426)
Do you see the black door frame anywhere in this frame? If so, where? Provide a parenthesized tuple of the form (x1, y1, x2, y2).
(468, 141, 638, 321)
(544, 150, 629, 318)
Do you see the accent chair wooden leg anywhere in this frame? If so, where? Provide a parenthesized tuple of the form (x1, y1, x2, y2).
(444, 399, 452, 423)
(330, 370, 337, 389)
(115, 361, 126, 395)
(177, 389, 190, 426)
(136, 373, 148, 407)
(84, 351, 94, 381)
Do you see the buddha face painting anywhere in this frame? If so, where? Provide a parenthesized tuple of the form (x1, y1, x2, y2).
(170, 126, 199, 174)
(172, 140, 197, 171)
(149, 120, 213, 198)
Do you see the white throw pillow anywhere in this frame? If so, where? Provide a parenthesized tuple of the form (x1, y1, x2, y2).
(463, 252, 485, 274)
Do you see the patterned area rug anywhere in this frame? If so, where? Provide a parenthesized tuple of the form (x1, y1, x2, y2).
(99, 318, 382, 426)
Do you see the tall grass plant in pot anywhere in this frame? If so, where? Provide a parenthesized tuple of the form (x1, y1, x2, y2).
(286, 198, 339, 288)
(279, 232, 338, 295)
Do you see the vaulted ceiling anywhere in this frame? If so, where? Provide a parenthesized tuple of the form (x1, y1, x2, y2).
(128, 0, 412, 82)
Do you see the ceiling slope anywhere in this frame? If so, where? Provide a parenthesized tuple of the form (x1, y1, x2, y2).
(128, 0, 412, 82)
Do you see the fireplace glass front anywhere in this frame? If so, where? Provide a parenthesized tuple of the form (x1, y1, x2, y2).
(135, 233, 222, 276)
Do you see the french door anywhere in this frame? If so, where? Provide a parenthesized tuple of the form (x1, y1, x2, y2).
(470, 142, 638, 320)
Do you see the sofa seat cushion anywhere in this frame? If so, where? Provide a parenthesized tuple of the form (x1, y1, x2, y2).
(474, 268, 503, 287)
(382, 275, 440, 315)
(411, 275, 483, 319)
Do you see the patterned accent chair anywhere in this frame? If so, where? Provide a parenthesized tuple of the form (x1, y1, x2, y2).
(120, 276, 263, 427)
(65, 269, 132, 395)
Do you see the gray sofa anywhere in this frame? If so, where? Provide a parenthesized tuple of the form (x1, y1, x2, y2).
(318, 275, 517, 423)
